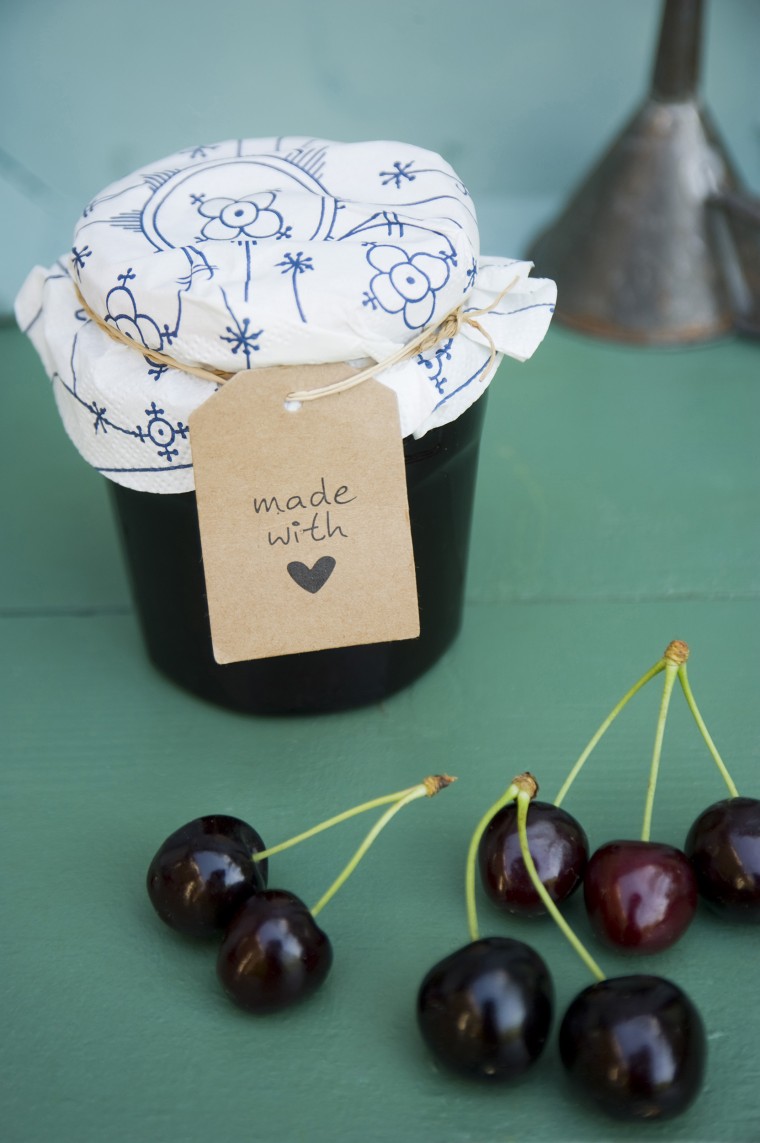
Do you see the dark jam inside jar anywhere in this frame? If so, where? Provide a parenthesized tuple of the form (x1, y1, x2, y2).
(109, 392, 487, 714)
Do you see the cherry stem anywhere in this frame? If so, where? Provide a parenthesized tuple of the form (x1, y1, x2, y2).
(464, 783, 520, 942)
(677, 664, 740, 798)
(515, 788, 606, 983)
(310, 777, 454, 918)
(253, 783, 423, 863)
(554, 657, 667, 808)
(641, 658, 679, 843)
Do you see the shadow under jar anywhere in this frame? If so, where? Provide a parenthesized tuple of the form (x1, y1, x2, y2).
(109, 392, 487, 715)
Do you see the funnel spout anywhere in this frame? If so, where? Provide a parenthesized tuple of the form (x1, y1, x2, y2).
(651, 0, 703, 101)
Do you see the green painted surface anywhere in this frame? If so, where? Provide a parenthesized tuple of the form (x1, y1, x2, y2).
(2, 323, 759, 1142)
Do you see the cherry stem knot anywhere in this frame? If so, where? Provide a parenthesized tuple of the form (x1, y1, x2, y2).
(515, 789, 606, 984)
(664, 639, 690, 665)
(424, 774, 457, 797)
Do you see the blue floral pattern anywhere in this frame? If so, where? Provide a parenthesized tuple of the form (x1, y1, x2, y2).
(365, 244, 451, 329)
(105, 270, 166, 351)
(197, 192, 286, 241)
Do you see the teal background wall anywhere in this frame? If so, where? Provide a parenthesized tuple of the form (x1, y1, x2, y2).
(2, 0, 759, 314)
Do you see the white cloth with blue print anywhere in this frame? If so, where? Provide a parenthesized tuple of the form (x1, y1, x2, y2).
(15, 137, 556, 493)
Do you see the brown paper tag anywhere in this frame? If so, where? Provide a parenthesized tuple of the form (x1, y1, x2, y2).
(188, 365, 420, 662)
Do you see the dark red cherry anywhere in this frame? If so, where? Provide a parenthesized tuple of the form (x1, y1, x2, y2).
(584, 840, 697, 953)
(417, 937, 553, 1081)
(685, 796, 760, 922)
(217, 889, 332, 1013)
(559, 975, 706, 1121)
(147, 814, 268, 938)
(478, 800, 588, 916)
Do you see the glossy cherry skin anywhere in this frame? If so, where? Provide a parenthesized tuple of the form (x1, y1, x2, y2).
(560, 975, 706, 1121)
(417, 937, 553, 1081)
(478, 800, 588, 917)
(147, 814, 268, 938)
(584, 840, 697, 954)
(217, 889, 332, 1014)
(685, 796, 760, 922)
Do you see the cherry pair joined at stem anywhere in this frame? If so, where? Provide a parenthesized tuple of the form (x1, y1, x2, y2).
(147, 775, 455, 1014)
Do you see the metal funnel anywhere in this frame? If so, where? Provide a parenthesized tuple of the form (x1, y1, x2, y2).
(708, 190, 760, 338)
(527, 0, 741, 344)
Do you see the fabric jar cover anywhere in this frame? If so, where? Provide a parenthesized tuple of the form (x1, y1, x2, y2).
(15, 137, 556, 493)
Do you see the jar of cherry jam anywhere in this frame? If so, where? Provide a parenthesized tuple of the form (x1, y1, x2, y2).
(15, 136, 555, 713)
(109, 394, 486, 713)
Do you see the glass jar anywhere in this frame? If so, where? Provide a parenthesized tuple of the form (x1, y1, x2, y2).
(109, 393, 487, 714)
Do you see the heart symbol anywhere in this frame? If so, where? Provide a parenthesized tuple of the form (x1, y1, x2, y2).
(287, 556, 336, 594)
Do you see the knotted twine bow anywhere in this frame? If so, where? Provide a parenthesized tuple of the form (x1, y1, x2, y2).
(72, 275, 519, 403)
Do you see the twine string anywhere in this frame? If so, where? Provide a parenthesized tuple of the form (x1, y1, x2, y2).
(72, 281, 233, 386)
(286, 277, 518, 402)
(72, 274, 519, 402)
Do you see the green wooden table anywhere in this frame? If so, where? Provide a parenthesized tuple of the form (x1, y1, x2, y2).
(2, 320, 758, 1142)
